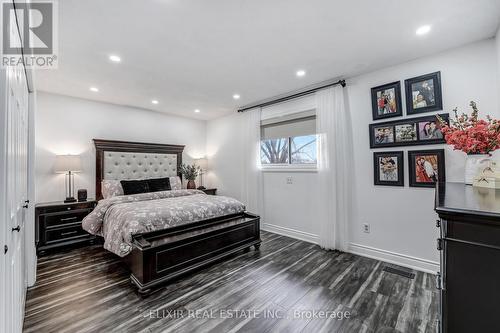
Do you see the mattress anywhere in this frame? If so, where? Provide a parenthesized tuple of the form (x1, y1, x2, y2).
(82, 189, 245, 256)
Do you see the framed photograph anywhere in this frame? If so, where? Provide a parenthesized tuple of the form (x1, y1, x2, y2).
(369, 113, 449, 148)
(408, 149, 445, 187)
(417, 118, 444, 140)
(395, 123, 417, 143)
(371, 81, 403, 120)
(374, 151, 404, 186)
(405, 71, 443, 115)
(373, 125, 394, 145)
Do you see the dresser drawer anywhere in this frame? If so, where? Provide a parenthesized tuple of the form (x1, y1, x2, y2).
(445, 219, 500, 249)
(45, 223, 88, 243)
(42, 209, 92, 228)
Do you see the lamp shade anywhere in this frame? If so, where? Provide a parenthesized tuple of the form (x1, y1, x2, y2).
(195, 158, 208, 171)
(54, 154, 82, 173)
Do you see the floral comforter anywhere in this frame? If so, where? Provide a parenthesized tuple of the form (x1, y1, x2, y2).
(82, 189, 245, 257)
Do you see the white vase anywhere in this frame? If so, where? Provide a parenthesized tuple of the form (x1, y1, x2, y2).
(465, 154, 490, 185)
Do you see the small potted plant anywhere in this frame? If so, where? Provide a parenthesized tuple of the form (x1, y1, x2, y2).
(179, 163, 201, 189)
(438, 101, 500, 184)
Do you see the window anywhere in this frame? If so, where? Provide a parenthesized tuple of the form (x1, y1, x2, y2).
(291, 135, 317, 164)
(260, 113, 317, 168)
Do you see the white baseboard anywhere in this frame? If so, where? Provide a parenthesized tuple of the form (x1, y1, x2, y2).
(349, 242, 439, 274)
(261, 223, 319, 244)
(260, 225, 439, 274)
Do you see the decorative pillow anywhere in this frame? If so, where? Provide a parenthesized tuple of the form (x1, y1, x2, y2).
(102, 180, 124, 199)
(120, 179, 150, 195)
(169, 176, 182, 190)
(147, 177, 171, 192)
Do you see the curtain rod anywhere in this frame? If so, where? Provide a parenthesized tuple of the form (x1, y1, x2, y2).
(237, 79, 346, 113)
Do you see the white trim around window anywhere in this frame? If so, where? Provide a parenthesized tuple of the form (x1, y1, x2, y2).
(260, 164, 317, 173)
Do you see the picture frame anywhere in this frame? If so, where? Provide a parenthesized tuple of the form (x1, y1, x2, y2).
(405, 71, 443, 115)
(371, 81, 403, 120)
(369, 113, 449, 148)
(373, 151, 404, 186)
(408, 149, 445, 188)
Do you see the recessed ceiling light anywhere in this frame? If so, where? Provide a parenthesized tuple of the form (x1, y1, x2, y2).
(194, 109, 200, 113)
(151, 100, 159, 105)
(296, 70, 306, 77)
(233, 94, 240, 100)
(89, 87, 99, 92)
(416, 25, 431, 36)
(109, 55, 121, 62)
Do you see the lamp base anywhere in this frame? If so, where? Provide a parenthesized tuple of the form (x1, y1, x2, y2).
(64, 197, 77, 203)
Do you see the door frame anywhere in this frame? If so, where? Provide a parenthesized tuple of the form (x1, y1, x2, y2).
(0, 1, 36, 330)
(0, 64, 8, 333)
(25, 89, 36, 288)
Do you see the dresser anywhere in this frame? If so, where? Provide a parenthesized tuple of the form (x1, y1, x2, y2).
(435, 182, 500, 333)
(35, 200, 97, 255)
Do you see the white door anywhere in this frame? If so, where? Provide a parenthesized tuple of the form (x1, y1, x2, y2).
(0, 19, 30, 333)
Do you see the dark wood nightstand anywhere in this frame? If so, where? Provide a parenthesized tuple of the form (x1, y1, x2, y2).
(200, 188, 217, 195)
(35, 200, 97, 255)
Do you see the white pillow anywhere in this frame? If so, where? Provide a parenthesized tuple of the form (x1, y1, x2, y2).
(169, 176, 182, 190)
(101, 180, 124, 198)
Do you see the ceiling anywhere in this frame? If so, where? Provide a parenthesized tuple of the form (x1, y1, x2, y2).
(35, 0, 500, 120)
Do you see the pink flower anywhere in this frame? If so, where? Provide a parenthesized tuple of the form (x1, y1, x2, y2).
(440, 102, 498, 154)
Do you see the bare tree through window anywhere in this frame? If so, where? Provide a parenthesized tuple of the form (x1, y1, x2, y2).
(261, 138, 289, 164)
(261, 135, 317, 165)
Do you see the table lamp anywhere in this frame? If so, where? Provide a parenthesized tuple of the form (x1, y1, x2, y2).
(54, 154, 82, 203)
(195, 158, 208, 190)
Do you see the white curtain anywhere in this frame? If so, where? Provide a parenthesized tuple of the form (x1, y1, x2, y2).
(316, 86, 353, 251)
(240, 108, 264, 217)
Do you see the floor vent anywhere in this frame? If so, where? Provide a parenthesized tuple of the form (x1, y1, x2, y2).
(383, 266, 415, 279)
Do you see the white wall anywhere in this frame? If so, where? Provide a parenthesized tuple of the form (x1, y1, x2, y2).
(349, 38, 499, 272)
(207, 38, 499, 272)
(206, 114, 244, 199)
(35, 92, 206, 203)
(262, 172, 320, 242)
(206, 113, 321, 243)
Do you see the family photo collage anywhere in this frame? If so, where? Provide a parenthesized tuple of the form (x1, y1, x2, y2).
(370, 71, 446, 188)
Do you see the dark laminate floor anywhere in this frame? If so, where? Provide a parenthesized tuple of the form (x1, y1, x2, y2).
(23, 231, 438, 333)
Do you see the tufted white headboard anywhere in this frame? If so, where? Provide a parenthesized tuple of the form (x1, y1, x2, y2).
(94, 139, 184, 200)
(103, 152, 178, 180)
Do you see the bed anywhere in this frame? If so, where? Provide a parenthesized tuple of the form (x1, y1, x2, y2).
(83, 139, 261, 294)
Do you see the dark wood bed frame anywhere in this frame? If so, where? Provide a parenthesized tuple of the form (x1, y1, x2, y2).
(93, 139, 261, 294)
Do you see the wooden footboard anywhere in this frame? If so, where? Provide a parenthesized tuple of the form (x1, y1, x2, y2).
(125, 212, 261, 293)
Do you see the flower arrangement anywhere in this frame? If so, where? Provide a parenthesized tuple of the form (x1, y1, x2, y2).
(438, 101, 500, 155)
(179, 163, 201, 180)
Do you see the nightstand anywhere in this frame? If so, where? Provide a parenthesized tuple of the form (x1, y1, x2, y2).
(200, 188, 217, 195)
(35, 200, 97, 255)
